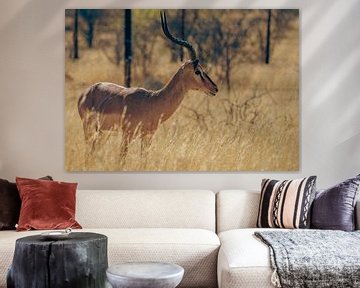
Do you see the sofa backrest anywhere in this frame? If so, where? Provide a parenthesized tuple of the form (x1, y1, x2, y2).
(217, 190, 360, 232)
(216, 190, 260, 233)
(76, 190, 216, 231)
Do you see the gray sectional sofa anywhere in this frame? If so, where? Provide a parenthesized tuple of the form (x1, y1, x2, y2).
(0, 189, 359, 288)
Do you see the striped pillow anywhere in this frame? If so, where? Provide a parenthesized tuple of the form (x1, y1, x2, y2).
(257, 176, 317, 229)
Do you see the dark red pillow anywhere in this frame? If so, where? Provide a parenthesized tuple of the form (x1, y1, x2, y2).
(16, 177, 82, 231)
(0, 176, 53, 230)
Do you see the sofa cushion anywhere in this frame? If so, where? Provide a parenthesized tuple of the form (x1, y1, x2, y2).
(76, 190, 216, 231)
(218, 228, 279, 288)
(0, 176, 53, 230)
(0, 179, 20, 230)
(257, 177, 316, 229)
(0, 228, 220, 288)
(311, 174, 360, 231)
(16, 177, 82, 231)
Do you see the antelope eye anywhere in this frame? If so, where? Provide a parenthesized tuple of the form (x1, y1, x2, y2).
(195, 70, 201, 75)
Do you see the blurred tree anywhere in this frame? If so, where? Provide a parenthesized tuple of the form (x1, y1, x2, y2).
(133, 10, 158, 79)
(222, 16, 248, 91)
(265, 9, 272, 64)
(274, 10, 299, 38)
(180, 9, 186, 61)
(79, 9, 103, 48)
(115, 32, 122, 65)
(124, 9, 132, 87)
(110, 10, 124, 65)
(72, 9, 79, 59)
(93, 9, 125, 65)
(253, 9, 298, 64)
(249, 11, 267, 63)
(196, 10, 248, 92)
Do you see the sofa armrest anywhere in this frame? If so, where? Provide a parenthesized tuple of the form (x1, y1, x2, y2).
(356, 201, 360, 230)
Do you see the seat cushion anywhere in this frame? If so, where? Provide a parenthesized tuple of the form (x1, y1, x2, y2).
(0, 228, 220, 288)
(218, 228, 281, 288)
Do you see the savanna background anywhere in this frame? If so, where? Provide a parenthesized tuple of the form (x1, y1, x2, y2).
(65, 9, 299, 171)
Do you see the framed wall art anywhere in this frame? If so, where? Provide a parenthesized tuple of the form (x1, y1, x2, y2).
(65, 9, 299, 171)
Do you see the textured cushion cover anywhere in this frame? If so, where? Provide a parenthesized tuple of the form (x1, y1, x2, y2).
(0, 228, 220, 288)
(216, 190, 260, 233)
(257, 176, 317, 229)
(311, 174, 360, 231)
(16, 177, 81, 231)
(76, 190, 215, 231)
(0, 176, 52, 230)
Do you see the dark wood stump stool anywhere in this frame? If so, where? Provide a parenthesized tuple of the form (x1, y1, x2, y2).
(7, 232, 108, 288)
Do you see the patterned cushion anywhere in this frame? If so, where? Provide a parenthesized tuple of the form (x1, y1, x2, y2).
(257, 176, 316, 229)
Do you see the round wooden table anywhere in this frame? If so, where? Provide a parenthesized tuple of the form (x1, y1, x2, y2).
(7, 232, 108, 288)
(106, 262, 184, 288)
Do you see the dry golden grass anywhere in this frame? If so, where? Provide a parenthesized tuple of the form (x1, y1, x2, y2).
(65, 18, 299, 171)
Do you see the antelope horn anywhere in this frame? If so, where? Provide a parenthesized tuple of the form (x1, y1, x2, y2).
(160, 10, 197, 61)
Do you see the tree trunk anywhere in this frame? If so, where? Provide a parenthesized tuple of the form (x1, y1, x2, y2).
(72, 9, 79, 59)
(180, 9, 185, 61)
(87, 22, 94, 48)
(265, 9, 272, 64)
(124, 9, 132, 87)
(7, 232, 108, 288)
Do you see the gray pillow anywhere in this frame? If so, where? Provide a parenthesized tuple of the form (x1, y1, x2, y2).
(311, 174, 360, 231)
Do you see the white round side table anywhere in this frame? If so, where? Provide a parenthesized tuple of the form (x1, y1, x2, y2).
(106, 262, 184, 288)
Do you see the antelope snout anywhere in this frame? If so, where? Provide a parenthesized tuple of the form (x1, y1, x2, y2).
(209, 86, 218, 96)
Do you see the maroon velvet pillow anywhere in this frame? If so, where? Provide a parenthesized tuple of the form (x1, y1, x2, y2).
(16, 177, 82, 231)
(0, 176, 53, 230)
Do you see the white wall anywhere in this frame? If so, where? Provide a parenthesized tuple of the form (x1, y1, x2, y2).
(0, 0, 359, 190)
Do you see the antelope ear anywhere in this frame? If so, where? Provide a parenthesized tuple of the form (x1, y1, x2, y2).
(192, 59, 199, 68)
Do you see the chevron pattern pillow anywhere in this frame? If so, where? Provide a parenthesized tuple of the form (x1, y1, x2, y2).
(257, 176, 317, 229)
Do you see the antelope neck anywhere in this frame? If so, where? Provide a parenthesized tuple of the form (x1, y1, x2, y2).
(153, 68, 190, 122)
